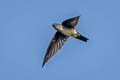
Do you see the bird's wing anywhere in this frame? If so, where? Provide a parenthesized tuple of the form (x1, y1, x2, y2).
(62, 16, 80, 28)
(42, 32, 68, 67)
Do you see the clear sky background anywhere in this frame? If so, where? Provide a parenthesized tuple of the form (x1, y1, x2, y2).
(0, 0, 120, 80)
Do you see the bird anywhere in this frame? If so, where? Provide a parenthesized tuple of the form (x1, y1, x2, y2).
(42, 16, 88, 68)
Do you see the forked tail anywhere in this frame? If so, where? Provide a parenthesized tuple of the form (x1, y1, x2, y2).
(75, 32, 89, 42)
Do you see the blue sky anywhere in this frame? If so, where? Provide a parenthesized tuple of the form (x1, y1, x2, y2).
(0, 0, 120, 80)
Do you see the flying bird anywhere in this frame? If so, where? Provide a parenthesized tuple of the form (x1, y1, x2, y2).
(42, 16, 88, 68)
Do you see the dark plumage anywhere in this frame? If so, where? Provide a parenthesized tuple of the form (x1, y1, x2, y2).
(62, 16, 80, 28)
(42, 32, 68, 67)
(75, 34, 89, 42)
(42, 16, 88, 68)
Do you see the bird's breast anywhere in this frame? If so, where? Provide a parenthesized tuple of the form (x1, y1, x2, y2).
(60, 27, 78, 37)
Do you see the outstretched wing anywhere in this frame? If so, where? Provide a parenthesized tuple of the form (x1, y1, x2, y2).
(62, 16, 80, 28)
(42, 32, 68, 68)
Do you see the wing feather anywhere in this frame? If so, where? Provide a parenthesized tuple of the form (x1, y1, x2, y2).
(62, 16, 80, 28)
(42, 32, 68, 67)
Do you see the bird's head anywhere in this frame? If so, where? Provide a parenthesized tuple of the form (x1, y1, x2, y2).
(52, 23, 62, 31)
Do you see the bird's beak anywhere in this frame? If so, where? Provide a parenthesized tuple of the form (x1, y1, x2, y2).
(52, 24, 57, 29)
(52, 24, 56, 27)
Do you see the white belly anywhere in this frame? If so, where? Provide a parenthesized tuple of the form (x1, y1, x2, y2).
(60, 27, 78, 37)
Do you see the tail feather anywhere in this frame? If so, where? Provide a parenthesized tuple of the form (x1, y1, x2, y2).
(76, 34, 88, 42)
